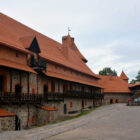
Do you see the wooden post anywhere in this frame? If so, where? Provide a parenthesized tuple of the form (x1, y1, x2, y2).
(27, 72, 30, 94)
(10, 69, 12, 93)
(37, 74, 38, 94)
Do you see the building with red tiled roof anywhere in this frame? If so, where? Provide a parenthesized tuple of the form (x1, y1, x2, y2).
(99, 71, 131, 104)
(0, 13, 103, 130)
(129, 82, 140, 99)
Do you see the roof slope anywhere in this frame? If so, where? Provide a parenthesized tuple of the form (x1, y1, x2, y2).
(99, 75, 131, 93)
(0, 13, 98, 79)
(129, 82, 140, 88)
(120, 71, 129, 80)
(0, 109, 16, 117)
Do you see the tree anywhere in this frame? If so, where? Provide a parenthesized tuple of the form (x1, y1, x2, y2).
(130, 70, 140, 84)
(99, 67, 117, 76)
(136, 71, 140, 82)
(130, 79, 136, 84)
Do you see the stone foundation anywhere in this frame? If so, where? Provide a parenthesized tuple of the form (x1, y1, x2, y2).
(0, 98, 98, 131)
(0, 116, 15, 131)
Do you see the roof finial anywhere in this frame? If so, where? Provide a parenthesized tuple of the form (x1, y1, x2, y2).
(68, 27, 71, 35)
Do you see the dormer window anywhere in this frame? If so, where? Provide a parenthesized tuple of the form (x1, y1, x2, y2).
(28, 36, 41, 54)
(71, 43, 74, 50)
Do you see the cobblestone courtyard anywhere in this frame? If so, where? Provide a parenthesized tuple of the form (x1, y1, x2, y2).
(1, 104, 140, 140)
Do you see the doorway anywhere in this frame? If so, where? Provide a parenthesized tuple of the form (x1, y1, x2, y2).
(110, 99, 113, 104)
(115, 99, 119, 103)
(64, 104, 67, 114)
(44, 84, 48, 98)
(15, 115, 20, 130)
(15, 84, 21, 98)
(82, 100, 84, 109)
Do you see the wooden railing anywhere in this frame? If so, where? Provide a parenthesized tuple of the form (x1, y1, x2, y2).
(0, 91, 104, 104)
(64, 91, 104, 99)
(0, 92, 42, 104)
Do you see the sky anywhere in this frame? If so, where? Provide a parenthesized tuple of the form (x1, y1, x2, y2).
(0, 0, 140, 80)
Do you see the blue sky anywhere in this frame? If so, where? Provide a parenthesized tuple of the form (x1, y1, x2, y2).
(0, 0, 140, 80)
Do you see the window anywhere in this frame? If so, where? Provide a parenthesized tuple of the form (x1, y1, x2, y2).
(71, 43, 74, 50)
(16, 53, 18, 57)
(32, 88, 35, 94)
(58, 81, 60, 92)
(44, 84, 48, 93)
(70, 102, 73, 108)
(63, 83, 67, 92)
(15, 84, 21, 93)
(70, 84, 72, 91)
(84, 99, 87, 106)
(51, 80, 55, 92)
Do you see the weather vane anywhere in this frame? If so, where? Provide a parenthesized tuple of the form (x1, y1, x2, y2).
(68, 27, 71, 35)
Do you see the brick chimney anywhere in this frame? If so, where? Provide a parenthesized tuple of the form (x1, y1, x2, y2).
(62, 35, 74, 58)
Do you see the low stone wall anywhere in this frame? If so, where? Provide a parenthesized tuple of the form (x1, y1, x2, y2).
(36, 109, 56, 125)
(1, 105, 37, 129)
(0, 98, 100, 131)
(0, 116, 15, 131)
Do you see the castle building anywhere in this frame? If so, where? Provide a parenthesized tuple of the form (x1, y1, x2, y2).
(0, 13, 103, 131)
(99, 71, 131, 104)
(129, 82, 140, 99)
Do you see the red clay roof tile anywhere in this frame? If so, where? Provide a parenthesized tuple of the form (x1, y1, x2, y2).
(45, 71, 103, 88)
(0, 13, 98, 79)
(120, 71, 129, 80)
(129, 82, 140, 88)
(0, 109, 16, 117)
(0, 59, 37, 74)
(40, 106, 56, 111)
(99, 75, 131, 93)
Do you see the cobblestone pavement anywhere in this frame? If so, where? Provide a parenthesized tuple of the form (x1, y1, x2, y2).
(1, 104, 140, 140)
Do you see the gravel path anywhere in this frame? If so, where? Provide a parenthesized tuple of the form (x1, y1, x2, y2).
(1, 104, 139, 140)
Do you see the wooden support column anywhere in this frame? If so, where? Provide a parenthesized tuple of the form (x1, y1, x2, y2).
(10, 69, 12, 93)
(37, 74, 38, 94)
(19, 71, 22, 89)
(27, 72, 30, 94)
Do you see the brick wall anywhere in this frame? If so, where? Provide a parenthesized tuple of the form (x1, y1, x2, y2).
(104, 93, 130, 104)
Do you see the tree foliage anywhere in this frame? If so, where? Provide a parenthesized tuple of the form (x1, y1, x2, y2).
(99, 67, 117, 76)
(130, 70, 140, 84)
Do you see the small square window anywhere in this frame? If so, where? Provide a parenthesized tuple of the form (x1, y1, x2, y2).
(70, 101, 73, 108)
(16, 53, 19, 57)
